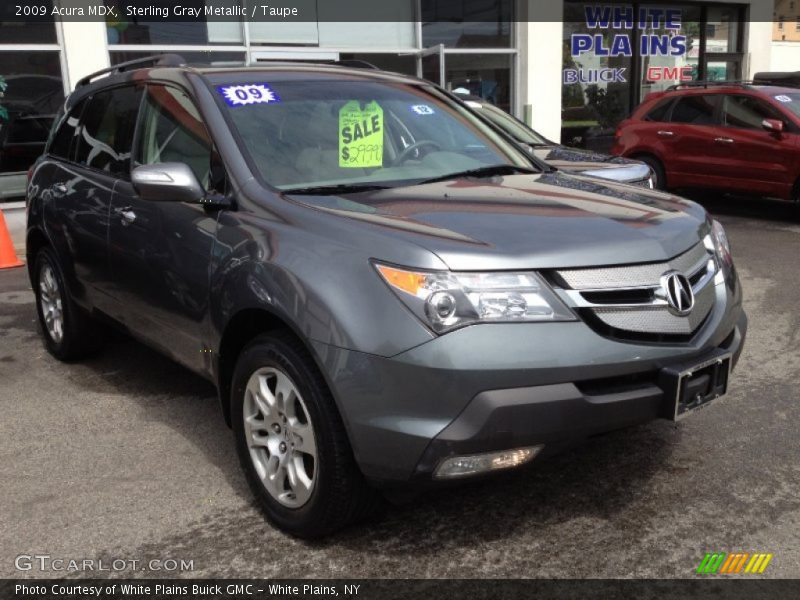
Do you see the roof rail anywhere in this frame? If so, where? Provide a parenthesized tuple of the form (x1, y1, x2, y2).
(75, 53, 186, 88)
(666, 80, 753, 91)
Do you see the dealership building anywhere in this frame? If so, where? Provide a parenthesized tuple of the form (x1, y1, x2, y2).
(0, 0, 776, 199)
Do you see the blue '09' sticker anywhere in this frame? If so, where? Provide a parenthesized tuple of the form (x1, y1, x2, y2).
(217, 84, 281, 107)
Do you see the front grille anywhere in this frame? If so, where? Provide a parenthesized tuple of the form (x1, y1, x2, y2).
(553, 242, 718, 343)
(591, 281, 715, 335)
(557, 243, 708, 290)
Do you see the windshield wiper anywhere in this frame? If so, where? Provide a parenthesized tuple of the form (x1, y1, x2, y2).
(283, 183, 392, 195)
(418, 164, 538, 185)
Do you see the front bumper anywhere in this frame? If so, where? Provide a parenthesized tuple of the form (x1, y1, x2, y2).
(310, 277, 746, 485)
(413, 315, 745, 481)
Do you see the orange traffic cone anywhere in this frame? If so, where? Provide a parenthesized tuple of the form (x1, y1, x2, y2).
(0, 209, 24, 269)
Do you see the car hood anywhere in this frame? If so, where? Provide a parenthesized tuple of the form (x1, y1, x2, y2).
(529, 144, 650, 183)
(287, 171, 708, 271)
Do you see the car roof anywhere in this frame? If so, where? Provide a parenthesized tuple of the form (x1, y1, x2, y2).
(64, 54, 426, 111)
(638, 83, 800, 112)
(661, 82, 799, 96)
(197, 64, 424, 86)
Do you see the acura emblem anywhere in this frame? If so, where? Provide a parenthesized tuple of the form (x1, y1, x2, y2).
(661, 271, 694, 316)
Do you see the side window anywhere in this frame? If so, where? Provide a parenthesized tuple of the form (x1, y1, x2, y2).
(135, 85, 217, 191)
(74, 86, 143, 176)
(722, 95, 785, 129)
(669, 95, 720, 125)
(48, 99, 87, 161)
(644, 99, 673, 123)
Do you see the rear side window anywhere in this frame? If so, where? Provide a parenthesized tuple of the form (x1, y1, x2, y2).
(74, 85, 143, 176)
(49, 99, 87, 160)
(670, 95, 720, 125)
(135, 85, 214, 189)
(644, 99, 673, 122)
(722, 95, 785, 129)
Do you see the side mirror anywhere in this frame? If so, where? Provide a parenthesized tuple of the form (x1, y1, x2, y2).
(762, 118, 785, 134)
(131, 163, 205, 203)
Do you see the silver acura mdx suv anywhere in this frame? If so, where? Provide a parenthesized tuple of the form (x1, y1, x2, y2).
(27, 55, 746, 537)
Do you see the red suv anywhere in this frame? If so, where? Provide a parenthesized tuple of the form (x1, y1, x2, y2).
(612, 83, 800, 201)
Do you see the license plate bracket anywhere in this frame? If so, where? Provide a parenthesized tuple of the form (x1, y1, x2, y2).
(659, 352, 732, 421)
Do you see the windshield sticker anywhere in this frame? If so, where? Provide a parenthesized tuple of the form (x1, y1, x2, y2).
(217, 84, 281, 107)
(410, 104, 435, 115)
(339, 100, 384, 168)
(775, 95, 793, 103)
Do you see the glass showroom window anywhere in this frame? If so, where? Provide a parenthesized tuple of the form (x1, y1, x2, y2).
(0, 53, 64, 189)
(0, 0, 65, 200)
(444, 54, 514, 113)
(338, 54, 417, 76)
(638, 4, 702, 101)
(562, 2, 746, 151)
(110, 51, 247, 66)
(562, 2, 634, 150)
(1, 11, 59, 44)
(0, 1, 64, 201)
(703, 5, 745, 83)
(420, 0, 516, 113)
(105, 0, 244, 45)
(422, 0, 514, 48)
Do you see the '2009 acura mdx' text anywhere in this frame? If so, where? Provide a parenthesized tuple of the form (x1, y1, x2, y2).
(27, 55, 746, 537)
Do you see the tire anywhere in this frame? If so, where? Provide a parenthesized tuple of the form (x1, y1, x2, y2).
(33, 247, 104, 361)
(637, 155, 667, 191)
(231, 332, 380, 538)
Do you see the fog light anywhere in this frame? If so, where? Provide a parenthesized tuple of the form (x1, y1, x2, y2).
(434, 445, 543, 479)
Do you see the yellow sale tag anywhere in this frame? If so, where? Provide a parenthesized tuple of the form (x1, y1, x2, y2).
(339, 100, 383, 168)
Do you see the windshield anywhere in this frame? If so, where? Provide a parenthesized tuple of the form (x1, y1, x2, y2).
(469, 102, 550, 146)
(214, 78, 534, 191)
(771, 92, 800, 119)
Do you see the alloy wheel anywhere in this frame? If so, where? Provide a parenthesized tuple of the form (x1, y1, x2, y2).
(39, 263, 64, 344)
(243, 367, 318, 508)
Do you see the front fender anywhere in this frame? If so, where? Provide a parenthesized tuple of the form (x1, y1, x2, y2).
(209, 205, 435, 358)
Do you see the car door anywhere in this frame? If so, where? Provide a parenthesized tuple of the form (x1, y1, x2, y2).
(714, 93, 799, 198)
(44, 86, 141, 311)
(108, 83, 223, 373)
(658, 93, 723, 189)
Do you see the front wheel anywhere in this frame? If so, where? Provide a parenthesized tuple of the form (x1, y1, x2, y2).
(231, 332, 380, 537)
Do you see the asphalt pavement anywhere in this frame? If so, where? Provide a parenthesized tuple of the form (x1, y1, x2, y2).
(1, 197, 799, 579)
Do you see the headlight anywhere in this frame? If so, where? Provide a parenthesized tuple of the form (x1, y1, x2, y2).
(375, 263, 575, 333)
(704, 220, 733, 282)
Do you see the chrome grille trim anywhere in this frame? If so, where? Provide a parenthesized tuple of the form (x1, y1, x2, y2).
(553, 242, 718, 338)
(558, 260, 716, 310)
(556, 243, 709, 291)
(591, 283, 716, 335)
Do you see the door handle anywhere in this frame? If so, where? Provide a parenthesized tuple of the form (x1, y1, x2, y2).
(51, 182, 67, 195)
(657, 130, 675, 137)
(114, 206, 137, 225)
(714, 137, 734, 144)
